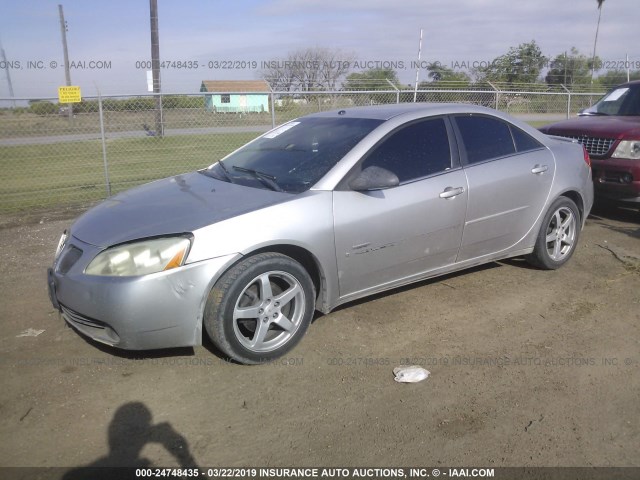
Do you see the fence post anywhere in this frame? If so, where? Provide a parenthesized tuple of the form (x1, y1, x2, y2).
(487, 81, 499, 110)
(385, 79, 400, 104)
(155, 93, 164, 137)
(270, 91, 276, 128)
(561, 84, 571, 119)
(97, 94, 111, 197)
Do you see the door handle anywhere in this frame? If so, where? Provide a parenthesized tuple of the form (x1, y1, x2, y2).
(439, 186, 465, 199)
(531, 164, 548, 174)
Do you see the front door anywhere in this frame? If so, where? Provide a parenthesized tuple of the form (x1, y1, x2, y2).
(333, 117, 468, 300)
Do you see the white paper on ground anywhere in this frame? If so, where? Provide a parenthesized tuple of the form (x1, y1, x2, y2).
(16, 328, 45, 338)
(393, 365, 431, 383)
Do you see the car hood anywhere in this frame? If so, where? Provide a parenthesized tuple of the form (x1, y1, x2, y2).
(540, 115, 640, 139)
(71, 172, 291, 248)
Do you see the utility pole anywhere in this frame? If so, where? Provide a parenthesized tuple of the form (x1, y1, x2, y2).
(626, 53, 630, 82)
(0, 38, 16, 107)
(58, 4, 73, 119)
(149, 0, 163, 136)
(590, 0, 605, 86)
(413, 28, 423, 103)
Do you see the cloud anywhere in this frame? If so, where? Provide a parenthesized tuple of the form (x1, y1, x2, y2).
(0, 0, 638, 96)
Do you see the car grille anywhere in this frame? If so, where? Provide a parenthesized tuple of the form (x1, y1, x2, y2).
(60, 304, 107, 330)
(558, 135, 615, 157)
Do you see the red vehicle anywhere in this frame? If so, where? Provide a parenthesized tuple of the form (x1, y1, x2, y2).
(540, 80, 640, 207)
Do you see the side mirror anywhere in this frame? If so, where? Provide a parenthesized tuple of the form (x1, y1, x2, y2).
(349, 166, 400, 191)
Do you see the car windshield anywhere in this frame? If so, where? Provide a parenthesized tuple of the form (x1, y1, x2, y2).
(581, 85, 640, 116)
(202, 116, 383, 193)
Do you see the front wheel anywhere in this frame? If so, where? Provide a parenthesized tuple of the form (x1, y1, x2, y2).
(204, 252, 315, 364)
(527, 196, 581, 270)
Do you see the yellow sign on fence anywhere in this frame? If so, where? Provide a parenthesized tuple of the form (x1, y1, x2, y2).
(58, 86, 82, 103)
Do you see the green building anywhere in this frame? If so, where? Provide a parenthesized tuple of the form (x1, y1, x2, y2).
(200, 80, 270, 113)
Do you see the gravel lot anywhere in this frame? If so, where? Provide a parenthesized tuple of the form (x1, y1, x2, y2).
(0, 202, 638, 475)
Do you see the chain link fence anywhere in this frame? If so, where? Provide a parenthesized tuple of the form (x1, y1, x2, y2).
(0, 84, 606, 212)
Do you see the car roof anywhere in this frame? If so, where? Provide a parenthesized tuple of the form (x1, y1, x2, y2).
(306, 102, 503, 121)
(617, 79, 640, 88)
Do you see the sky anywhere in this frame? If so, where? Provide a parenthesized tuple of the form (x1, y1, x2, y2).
(0, 0, 638, 99)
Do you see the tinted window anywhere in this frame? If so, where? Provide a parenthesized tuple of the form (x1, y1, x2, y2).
(455, 115, 515, 164)
(510, 126, 543, 152)
(362, 118, 451, 183)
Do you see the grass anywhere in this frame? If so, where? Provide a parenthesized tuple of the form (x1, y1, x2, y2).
(0, 132, 260, 212)
(0, 109, 276, 138)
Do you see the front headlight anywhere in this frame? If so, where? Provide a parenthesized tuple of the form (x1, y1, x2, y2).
(54, 230, 68, 260)
(611, 140, 640, 160)
(85, 236, 191, 277)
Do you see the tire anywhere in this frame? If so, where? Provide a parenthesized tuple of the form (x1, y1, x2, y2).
(527, 196, 581, 270)
(204, 252, 315, 364)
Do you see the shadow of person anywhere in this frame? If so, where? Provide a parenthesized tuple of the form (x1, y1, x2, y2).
(63, 402, 198, 480)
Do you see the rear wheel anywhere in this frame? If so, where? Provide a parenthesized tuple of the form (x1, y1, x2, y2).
(527, 196, 580, 270)
(204, 252, 315, 364)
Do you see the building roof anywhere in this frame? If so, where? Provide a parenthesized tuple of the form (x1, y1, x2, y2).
(200, 80, 271, 93)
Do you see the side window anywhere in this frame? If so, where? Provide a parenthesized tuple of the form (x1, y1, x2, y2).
(454, 115, 515, 164)
(510, 126, 543, 152)
(362, 118, 451, 183)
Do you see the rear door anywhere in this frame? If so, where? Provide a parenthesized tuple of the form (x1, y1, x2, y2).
(452, 114, 555, 261)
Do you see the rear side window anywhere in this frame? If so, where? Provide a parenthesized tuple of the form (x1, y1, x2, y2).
(510, 126, 543, 152)
(362, 117, 451, 183)
(454, 115, 515, 164)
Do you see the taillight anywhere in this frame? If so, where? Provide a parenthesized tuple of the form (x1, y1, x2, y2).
(582, 145, 591, 167)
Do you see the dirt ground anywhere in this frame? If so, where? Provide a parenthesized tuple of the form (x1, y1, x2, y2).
(0, 201, 638, 475)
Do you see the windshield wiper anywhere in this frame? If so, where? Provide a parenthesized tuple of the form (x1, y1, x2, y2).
(216, 161, 233, 181)
(232, 166, 283, 192)
(201, 161, 234, 183)
(578, 111, 609, 116)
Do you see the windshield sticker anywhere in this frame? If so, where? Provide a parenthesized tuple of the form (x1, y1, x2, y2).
(263, 122, 300, 138)
(603, 88, 629, 102)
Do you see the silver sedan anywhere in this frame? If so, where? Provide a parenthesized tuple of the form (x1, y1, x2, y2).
(48, 103, 594, 364)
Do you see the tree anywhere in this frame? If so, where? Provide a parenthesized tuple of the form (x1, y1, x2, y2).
(474, 40, 547, 84)
(343, 68, 400, 90)
(596, 69, 640, 89)
(29, 101, 58, 115)
(261, 47, 353, 91)
(343, 68, 400, 104)
(425, 62, 471, 84)
(545, 48, 598, 87)
(414, 68, 471, 103)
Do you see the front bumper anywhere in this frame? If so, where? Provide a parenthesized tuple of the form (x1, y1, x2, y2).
(591, 157, 640, 204)
(48, 235, 240, 350)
